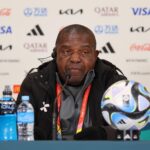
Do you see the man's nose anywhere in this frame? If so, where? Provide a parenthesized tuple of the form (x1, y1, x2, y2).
(70, 51, 81, 63)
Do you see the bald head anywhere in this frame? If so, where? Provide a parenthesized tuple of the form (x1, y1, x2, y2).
(55, 24, 96, 49)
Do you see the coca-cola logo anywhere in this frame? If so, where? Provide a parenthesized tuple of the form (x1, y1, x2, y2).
(0, 8, 11, 16)
(130, 43, 150, 51)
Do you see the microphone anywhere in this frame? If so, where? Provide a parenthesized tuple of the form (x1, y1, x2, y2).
(52, 70, 71, 140)
(74, 126, 107, 140)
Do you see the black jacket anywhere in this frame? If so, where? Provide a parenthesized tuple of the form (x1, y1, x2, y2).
(17, 58, 127, 140)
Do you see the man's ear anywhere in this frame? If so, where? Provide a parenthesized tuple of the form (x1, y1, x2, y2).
(95, 50, 100, 58)
(51, 47, 57, 58)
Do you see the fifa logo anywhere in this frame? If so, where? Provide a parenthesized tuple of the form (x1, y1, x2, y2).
(122, 94, 130, 106)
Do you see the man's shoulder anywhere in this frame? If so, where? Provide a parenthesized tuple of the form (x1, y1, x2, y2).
(25, 59, 56, 81)
(95, 58, 125, 76)
(95, 58, 127, 83)
(28, 60, 56, 75)
(95, 58, 116, 72)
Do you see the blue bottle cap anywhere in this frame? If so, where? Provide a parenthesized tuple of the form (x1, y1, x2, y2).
(21, 95, 29, 101)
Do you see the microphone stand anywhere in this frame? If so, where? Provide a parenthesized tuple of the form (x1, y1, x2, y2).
(52, 74, 70, 140)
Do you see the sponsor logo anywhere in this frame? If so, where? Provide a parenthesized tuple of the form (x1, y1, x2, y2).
(94, 25, 118, 34)
(1, 103, 15, 110)
(131, 71, 150, 75)
(132, 8, 150, 16)
(94, 7, 119, 16)
(0, 59, 20, 63)
(130, 43, 150, 51)
(27, 24, 44, 36)
(40, 102, 50, 112)
(117, 119, 126, 124)
(130, 26, 150, 32)
(126, 59, 148, 63)
(23, 42, 48, 52)
(13, 85, 21, 94)
(0, 8, 11, 16)
(0, 72, 9, 76)
(99, 42, 115, 53)
(0, 45, 12, 51)
(59, 9, 83, 15)
(0, 25, 12, 35)
(24, 8, 48, 17)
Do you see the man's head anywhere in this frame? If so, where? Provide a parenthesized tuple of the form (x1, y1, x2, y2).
(54, 24, 99, 85)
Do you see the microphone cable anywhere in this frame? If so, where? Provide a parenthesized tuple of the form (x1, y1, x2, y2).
(52, 72, 71, 140)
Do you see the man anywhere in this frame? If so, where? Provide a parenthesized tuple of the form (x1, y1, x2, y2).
(17, 24, 127, 140)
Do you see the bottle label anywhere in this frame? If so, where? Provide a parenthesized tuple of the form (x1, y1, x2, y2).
(0, 101, 16, 114)
(17, 112, 34, 123)
(0, 114, 17, 140)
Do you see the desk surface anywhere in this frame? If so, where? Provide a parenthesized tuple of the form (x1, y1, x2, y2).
(0, 141, 150, 150)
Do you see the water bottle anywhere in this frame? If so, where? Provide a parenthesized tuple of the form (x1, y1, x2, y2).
(17, 95, 34, 141)
(0, 85, 17, 140)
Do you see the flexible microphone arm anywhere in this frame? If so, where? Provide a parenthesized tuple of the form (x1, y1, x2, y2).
(52, 72, 70, 140)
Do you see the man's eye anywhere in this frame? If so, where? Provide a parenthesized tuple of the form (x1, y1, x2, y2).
(83, 51, 88, 54)
(82, 50, 90, 55)
(63, 50, 71, 56)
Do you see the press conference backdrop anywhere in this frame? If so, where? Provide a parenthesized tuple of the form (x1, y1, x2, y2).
(0, 0, 150, 98)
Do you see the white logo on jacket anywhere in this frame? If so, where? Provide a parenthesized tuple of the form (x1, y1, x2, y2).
(40, 102, 50, 112)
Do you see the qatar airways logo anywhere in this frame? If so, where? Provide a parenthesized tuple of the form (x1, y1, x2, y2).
(23, 42, 48, 52)
(94, 7, 119, 16)
(130, 43, 150, 51)
(132, 8, 150, 16)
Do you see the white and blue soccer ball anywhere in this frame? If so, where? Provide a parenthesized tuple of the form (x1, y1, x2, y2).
(101, 80, 150, 130)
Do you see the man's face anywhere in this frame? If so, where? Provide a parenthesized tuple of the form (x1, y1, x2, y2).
(56, 32, 98, 85)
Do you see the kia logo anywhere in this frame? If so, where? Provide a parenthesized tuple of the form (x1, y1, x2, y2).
(59, 9, 83, 15)
(130, 26, 150, 32)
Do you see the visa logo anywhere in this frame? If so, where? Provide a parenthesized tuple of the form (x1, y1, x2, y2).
(0, 26, 12, 34)
(132, 8, 150, 15)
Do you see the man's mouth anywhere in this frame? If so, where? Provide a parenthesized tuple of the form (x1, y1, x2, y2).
(69, 68, 81, 76)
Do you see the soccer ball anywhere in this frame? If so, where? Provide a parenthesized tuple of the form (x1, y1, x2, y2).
(101, 80, 150, 130)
